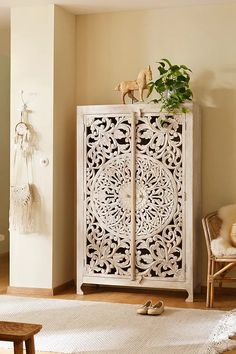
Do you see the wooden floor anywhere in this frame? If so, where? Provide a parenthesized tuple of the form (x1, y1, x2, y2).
(1, 253, 236, 309)
(1, 253, 236, 353)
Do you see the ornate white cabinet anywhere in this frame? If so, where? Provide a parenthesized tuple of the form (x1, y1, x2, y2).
(77, 104, 201, 301)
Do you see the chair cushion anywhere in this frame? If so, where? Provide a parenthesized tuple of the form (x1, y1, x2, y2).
(211, 237, 236, 257)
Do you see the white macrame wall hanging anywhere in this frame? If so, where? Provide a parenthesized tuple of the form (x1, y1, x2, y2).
(10, 93, 40, 233)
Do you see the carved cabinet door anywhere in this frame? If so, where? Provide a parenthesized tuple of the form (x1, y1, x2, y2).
(83, 109, 185, 283)
(135, 112, 185, 282)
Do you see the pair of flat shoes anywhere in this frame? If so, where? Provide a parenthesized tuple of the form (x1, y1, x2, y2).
(137, 300, 164, 315)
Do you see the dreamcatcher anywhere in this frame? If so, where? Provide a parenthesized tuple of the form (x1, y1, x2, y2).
(14, 120, 31, 157)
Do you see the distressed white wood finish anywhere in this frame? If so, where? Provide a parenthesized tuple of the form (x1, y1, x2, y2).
(77, 103, 201, 300)
(130, 112, 136, 281)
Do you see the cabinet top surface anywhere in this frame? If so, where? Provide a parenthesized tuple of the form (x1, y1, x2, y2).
(77, 103, 198, 115)
(77, 102, 196, 114)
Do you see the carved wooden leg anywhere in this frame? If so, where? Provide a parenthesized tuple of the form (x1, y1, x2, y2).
(77, 287, 84, 295)
(132, 91, 139, 102)
(185, 287, 194, 302)
(25, 336, 35, 354)
(128, 90, 138, 103)
(139, 88, 144, 102)
(122, 92, 126, 104)
(77, 281, 84, 295)
(14, 341, 23, 354)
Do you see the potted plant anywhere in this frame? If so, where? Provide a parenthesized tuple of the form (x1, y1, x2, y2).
(148, 58, 193, 114)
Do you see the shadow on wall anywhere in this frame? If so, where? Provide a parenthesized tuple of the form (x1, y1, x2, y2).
(193, 70, 236, 286)
(192, 70, 236, 216)
(76, 12, 150, 105)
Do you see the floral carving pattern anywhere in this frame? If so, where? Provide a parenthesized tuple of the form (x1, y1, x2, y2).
(85, 113, 184, 280)
(91, 155, 177, 237)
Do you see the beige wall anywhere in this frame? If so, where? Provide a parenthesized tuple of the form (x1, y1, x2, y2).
(7, 2, 236, 288)
(10, 5, 54, 288)
(53, 6, 76, 287)
(0, 27, 10, 254)
(76, 4, 236, 284)
(10, 5, 76, 289)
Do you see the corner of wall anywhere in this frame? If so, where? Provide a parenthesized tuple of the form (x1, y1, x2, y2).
(53, 5, 76, 287)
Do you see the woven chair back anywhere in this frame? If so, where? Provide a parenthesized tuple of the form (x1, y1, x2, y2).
(202, 212, 222, 257)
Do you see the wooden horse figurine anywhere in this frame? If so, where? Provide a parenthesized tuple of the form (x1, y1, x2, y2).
(114, 66, 152, 104)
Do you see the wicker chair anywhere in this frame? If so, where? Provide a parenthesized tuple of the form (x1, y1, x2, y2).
(202, 212, 236, 308)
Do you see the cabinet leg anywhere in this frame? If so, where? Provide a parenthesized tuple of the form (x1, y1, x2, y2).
(77, 282, 84, 295)
(185, 290, 194, 302)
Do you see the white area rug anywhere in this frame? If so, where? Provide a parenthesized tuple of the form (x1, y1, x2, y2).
(0, 295, 235, 354)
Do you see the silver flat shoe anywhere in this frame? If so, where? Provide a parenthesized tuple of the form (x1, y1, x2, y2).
(147, 301, 164, 315)
(136, 300, 152, 315)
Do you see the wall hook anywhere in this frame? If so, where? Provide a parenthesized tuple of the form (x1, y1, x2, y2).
(21, 90, 28, 111)
(20, 90, 32, 120)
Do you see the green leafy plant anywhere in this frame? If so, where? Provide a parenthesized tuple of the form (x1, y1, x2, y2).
(148, 58, 193, 113)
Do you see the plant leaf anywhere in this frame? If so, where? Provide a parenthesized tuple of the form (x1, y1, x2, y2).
(149, 58, 193, 113)
(161, 58, 172, 67)
(177, 75, 188, 82)
(170, 65, 180, 72)
(158, 66, 167, 75)
(180, 64, 192, 72)
(157, 61, 165, 67)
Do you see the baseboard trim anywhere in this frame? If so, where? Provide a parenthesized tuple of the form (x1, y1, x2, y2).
(7, 286, 54, 296)
(53, 280, 75, 295)
(201, 285, 236, 295)
(7, 280, 75, 297)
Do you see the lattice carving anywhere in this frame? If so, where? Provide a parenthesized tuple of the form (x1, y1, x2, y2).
(135, 113, 184, 279)
(86, 115, 131, 276)
(85, 112, 185, 280)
